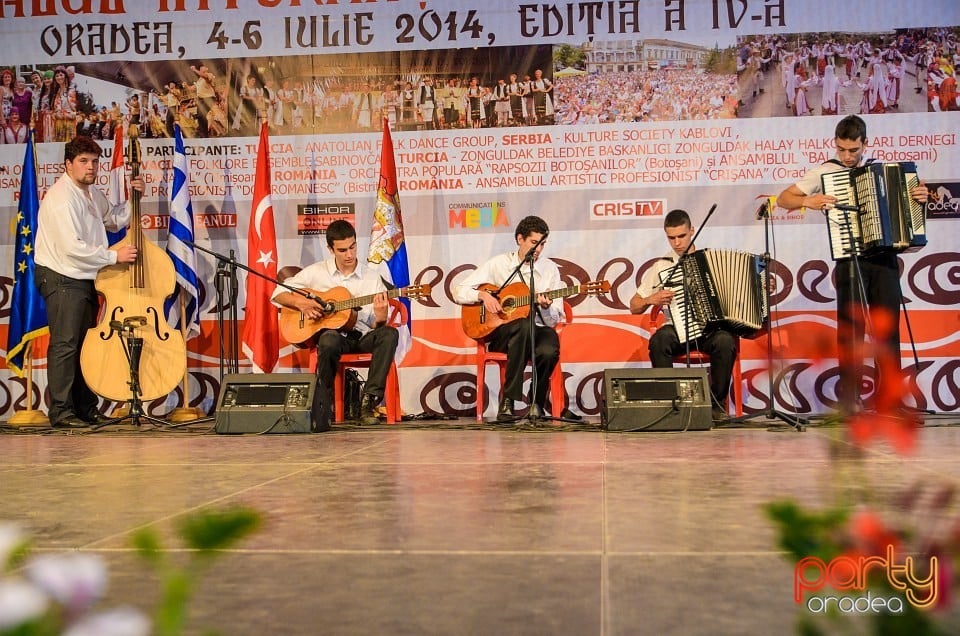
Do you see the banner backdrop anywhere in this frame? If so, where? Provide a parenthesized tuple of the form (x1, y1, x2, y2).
(1, 1, 959, 418)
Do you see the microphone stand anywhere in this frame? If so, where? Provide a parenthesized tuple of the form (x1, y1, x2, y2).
(824, 205, 872, 416)
(187, 240, 325, 386)
(729, 200, 805, 431)
(90, 319, 173, 431)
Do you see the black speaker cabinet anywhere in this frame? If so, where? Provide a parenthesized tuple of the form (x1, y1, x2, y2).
(601, 368, 712, 432)
(214, 373, 318, 434)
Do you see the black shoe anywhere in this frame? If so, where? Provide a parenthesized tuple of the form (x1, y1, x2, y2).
(496, 397, 518, 423)
(81, 411, 109, 426)
(54, 415, 89, 429)
(560, 408, 583, 422)
(711, 406, 731, 424)
(358, 393, 381, 426)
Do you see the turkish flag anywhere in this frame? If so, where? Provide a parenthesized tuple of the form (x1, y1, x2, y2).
(241, 122, 279, 372)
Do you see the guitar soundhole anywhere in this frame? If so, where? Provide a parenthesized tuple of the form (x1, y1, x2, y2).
(501, 297, 516, 313)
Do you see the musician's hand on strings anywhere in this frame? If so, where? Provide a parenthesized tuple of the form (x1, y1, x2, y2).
(372, 292, 389, 325)
(128, 176, 145, 194)
(112, 244, 137, 264)
(536, 293, 552, 309)
(300, 297, 328, 321)
(478, 290, 503, 314)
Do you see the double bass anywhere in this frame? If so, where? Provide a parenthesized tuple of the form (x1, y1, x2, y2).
(80, 126, 187, 402)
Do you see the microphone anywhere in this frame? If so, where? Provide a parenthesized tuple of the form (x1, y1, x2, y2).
(109, 320, 126, 333)
(321, 301, 336, 313)
(831, 204, 860, 212)
(755, 199, 769, 220)
(524, 230, 549, 262)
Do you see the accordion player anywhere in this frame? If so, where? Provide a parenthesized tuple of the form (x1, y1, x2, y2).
(657, 248, 769, 345)
(820, 161, 928, 260)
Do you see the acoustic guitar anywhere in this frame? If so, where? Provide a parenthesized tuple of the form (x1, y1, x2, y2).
(461, 280, 610, 341)
(279, 284, 431, 345)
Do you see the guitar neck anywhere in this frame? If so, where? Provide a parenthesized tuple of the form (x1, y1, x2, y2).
(512, 284, 581, 308)
(332, 287, 405, 311)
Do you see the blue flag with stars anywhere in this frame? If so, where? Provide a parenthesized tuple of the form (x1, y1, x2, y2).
(6, 129, 48, 376)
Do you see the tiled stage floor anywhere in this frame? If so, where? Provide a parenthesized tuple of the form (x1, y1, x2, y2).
(3, 414, 960, 635)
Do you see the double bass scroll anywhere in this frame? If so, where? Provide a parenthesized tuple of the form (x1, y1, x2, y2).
(80, 126, 187, 402)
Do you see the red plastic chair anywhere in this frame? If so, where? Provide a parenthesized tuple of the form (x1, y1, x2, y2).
(645, 304, 743, 416)
(305, 299, 405, 425)
(474, 301, 573, 422)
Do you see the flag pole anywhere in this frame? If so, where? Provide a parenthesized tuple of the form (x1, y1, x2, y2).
(7, 341, 50, 427)
(166, 294, 206, 422)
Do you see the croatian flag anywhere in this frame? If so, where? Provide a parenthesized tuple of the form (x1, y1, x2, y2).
(106, 125, 127, 244)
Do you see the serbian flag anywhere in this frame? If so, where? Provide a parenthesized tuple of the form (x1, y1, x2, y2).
(367, 119, 411, 362)
(106, 124, 127, 244)
(241, 122, 279, 373)
(6, 128, 48, 376)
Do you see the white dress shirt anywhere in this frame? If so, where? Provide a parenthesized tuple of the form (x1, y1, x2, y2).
(35, 172, 129, 280)
(637, 251, 683, 325)
(453, 251, 563, 327)
(271, 258, 387, 335)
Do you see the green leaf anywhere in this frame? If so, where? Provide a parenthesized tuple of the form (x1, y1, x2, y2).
(132, 527, 165, 564)
(177, 507, 261, 554)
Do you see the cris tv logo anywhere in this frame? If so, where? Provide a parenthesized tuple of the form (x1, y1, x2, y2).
(590, 199, 665, 220)
(794, 545, 938, 614)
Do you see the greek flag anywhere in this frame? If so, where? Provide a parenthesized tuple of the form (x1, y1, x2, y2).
(163, 124, 200, 338)
(6, 128, 48, 375)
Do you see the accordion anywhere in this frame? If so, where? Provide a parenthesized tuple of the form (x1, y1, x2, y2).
(658, 248, 769, 344)
(820, 161, 928, 260)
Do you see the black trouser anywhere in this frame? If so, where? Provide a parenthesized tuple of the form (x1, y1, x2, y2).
(34, 265, 100, 423)
(312, 326, 399, 422)
(835, 251, 901, 410)
(649, 325, 736, 410)
(487, 320, 559, 406)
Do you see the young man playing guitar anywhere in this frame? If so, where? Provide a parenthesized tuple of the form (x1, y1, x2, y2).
(454, 215, 581, 424)
(272, 220, 398, 429)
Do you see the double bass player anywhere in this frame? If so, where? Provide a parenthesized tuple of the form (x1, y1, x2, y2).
(35, 135, 142, 428)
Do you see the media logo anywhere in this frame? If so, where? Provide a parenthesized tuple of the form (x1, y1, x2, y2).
(590, 199, 665, 220)
(297, 203, 355, 235)
(448, 201, 509, 229)
(927, 182, 960, 219)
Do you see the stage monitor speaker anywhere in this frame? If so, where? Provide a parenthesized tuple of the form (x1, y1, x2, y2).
(214, 373, 318, 434)
(601, 368, 712, 432)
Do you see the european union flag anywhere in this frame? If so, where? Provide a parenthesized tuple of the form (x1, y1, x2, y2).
(6, 129, 48, 376)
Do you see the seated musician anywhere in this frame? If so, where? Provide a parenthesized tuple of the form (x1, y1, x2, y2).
(453, 215, 580, 423)
(777, 114, 929, 415)
(271, 220, 398, 429)
(629, 209, 737, 423)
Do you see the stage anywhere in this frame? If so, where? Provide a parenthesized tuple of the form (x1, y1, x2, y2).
(3, 415, 960, 634)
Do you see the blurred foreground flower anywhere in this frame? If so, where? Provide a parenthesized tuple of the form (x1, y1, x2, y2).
(0, 506, 260, 636)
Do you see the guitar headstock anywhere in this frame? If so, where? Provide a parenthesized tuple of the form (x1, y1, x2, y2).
(403, 284, 432, 300)
(581, 280, 611, 296)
